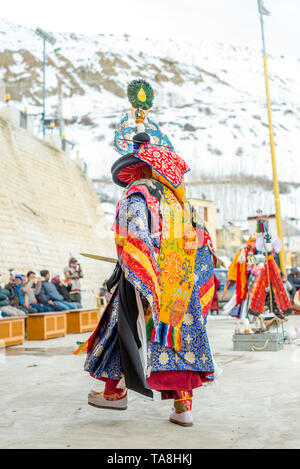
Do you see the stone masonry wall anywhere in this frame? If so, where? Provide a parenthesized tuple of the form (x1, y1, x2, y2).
(0, 116, 115, 306)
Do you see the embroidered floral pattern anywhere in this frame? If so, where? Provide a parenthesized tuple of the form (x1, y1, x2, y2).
(185, 334, 193, 345)
(183, 313, 194, 326)
(200, 353, 208, 364)
(161, 215, 171, 240)
(164, 252, 182, 285)
(158, 352, 169, 365)
(169, 299, 186, 327)
(135, 144, 190, 188)
(183, 225, 198, 255)
(184, 352, 195, 364)
(174, 397, 192, 413)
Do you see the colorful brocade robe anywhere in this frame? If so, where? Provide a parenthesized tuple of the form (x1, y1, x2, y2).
(249, 254, 292, 316)
(84, 179, 216, 381)
(115, 178, 216, 351)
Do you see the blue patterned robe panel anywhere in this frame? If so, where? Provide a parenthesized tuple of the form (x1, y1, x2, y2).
(84, 294, 123, 380)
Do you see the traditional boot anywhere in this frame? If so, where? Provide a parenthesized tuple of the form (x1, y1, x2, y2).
(88, 386, 128, 410)
(169, 391, 193, 427)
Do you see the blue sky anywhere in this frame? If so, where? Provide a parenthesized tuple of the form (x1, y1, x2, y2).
(1, 0, 299, 57)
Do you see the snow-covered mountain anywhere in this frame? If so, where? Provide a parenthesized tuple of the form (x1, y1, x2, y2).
(0, 18, 300, 229)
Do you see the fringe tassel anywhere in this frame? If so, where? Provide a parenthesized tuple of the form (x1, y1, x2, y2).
(172, 327, 176, 347)
(156, 321, 163, 343)
(73, 340, 89, 355)
(146, 316, 154, 341)
(149, 321, 182, 350)
(161, 322, 168, 344)
(257, 220, 268, 234)
(174, 328, 182, 351)
(166, 325, 173, 347)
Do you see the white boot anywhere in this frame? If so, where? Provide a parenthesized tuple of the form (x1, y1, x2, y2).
(88, 390, 128, 411)
(169, 407, 193, 427)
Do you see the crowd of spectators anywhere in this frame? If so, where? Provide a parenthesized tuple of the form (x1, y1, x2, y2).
(0, 258, 83, 318)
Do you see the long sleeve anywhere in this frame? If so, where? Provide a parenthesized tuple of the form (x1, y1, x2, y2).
(115, 192, 161, 325)
(34, 280, 42, 295)
(115, 193, 160, 274)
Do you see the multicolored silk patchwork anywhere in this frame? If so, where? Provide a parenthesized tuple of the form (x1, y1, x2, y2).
(198, 274, 215, 318)
(249, 254, 292, 316)
(114, 178, 215, 351)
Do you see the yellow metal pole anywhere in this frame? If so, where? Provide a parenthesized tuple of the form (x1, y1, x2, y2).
(262, 56, 286, 275)
(258, 1, 286, 275)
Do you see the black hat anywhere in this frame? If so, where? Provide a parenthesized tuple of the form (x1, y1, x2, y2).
(40, 269, 49, 278)
(132, 132, 151, 149)
(111, 133, 151, 188)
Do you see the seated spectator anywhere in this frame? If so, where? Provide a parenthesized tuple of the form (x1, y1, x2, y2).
(294, 289, 300, 307)
(40, 270, 76, 311)
(0, 285, 26, 317)
(4, 275, 36, 315)
(51, 273, 82, 309)
(35, 288, 57, 311)
(0, 286, 10, 309)
(287, 267, 300, 299)
(23, 272, 54, 313)
(100, 280, 111, 302)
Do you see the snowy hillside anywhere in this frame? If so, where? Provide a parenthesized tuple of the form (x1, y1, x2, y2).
(0, 18, 300, 228)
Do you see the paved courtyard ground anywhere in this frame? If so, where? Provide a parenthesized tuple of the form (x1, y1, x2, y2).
(1, 316, 300, 449)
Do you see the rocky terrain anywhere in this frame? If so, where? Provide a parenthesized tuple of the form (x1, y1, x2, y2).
(1, 18, 300, 227)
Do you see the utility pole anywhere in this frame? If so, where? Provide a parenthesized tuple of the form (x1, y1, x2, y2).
(42, 38, 46, 138)
(57, 77, 64, 139)
(35, 27, 56, 139)
(257, 0, 286, 275)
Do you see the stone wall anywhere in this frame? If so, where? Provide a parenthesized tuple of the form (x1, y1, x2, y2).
(0, 113, 115, 306)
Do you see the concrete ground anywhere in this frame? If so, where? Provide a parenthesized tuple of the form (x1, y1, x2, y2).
(1, 316, 300, 449)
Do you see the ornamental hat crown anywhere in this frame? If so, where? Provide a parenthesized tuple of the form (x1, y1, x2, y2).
(127, 79, 154, 111)
(111, 79, 190, 188)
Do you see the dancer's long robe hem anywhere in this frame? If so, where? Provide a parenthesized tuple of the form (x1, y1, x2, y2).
(84, 180, 215, 397)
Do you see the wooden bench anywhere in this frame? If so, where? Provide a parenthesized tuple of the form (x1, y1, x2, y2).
(27, 311, 67, 340)
(0, 316, 26, 347)
(66, 308, 100, 334)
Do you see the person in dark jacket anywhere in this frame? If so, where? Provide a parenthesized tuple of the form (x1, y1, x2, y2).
(0, 285, 26, 317)
(0, 286, 10, 308)
(40, 270, 76, 311)
(35, 288, 57, 311)
(51, 273, 82, 309)
(4, 275, 36, 314)
(287, 267, 300, 299)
